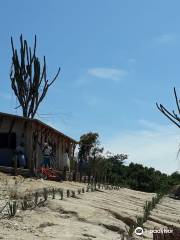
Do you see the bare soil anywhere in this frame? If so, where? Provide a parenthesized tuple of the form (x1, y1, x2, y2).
(0, 172, 179, 240)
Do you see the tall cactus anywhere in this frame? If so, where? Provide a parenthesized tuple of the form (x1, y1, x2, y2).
(10, 35, 60, 118)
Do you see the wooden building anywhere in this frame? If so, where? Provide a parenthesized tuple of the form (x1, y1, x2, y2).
(0, 112, 77, 174)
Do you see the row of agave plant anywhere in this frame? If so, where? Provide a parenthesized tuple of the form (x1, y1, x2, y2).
(124, 192, 164, 239)
(0, 182, 120, 218)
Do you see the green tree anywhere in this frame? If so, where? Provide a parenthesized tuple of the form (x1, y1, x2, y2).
(78, 132, 103, 181)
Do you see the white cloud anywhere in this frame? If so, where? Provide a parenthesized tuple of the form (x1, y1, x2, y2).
(103, 121, 180, 174)
(87, 68, 128, 82)
(156, 34, 178, 44)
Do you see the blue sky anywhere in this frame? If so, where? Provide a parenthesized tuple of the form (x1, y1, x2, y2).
(0, 0, 179, 173)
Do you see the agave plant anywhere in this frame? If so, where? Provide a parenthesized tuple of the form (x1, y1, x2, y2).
(71, 190, 76, 198)
(8, 201, 17, 218)
(125, 224, 135, 238)
(67, 189, 70, 198)
(34, 192, 39, 207)
(136, 216, 144, 227)
(52, 188, 56, 199)
(43, 188, 48, 202)
(21, 196, 29, 210)
(59, 189, 63, 200)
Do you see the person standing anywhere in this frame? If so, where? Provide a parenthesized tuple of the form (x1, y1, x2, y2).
(41, 142, 52, 168)
(16, 142, 26, 168)
(63, 149, 70, 172)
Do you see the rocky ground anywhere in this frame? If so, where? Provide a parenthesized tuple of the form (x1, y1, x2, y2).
(0, 172, 179, 240)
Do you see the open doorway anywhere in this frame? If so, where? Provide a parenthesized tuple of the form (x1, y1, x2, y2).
(0, 133, 16, 166)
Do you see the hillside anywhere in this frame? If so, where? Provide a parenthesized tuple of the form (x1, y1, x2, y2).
(0, 172, 180, 240)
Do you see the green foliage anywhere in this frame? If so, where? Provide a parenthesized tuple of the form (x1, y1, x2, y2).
(78, 132, 100, 161)
(78, 132, 179, 194)
(115, 163, 174, 193)
(169, 171, 180, 185)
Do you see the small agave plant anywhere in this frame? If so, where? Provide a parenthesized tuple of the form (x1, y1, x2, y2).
(34, 192, 39, 207)
(71, 190, 76, 198)
(43, 188, 48, 202)
(59, 189, 63, 200)
(21, 196, 29, 210)
(67, 189, 70, 198)
(52, 188, 56, 199)
(8, 201, 17, 218)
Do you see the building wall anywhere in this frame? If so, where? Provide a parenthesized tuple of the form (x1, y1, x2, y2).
(0, 115, 76, 171)
(27, 121, 75, 171)
(0, 116, 31, 167)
